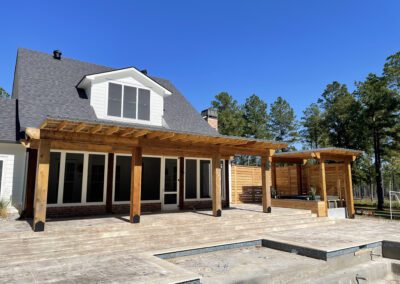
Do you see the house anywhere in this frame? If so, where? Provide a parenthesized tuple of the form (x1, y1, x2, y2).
(3, 48, 286, 231)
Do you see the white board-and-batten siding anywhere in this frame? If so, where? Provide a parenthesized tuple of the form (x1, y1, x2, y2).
(89, 76, 164, 127)
(0, 143, 27, 211)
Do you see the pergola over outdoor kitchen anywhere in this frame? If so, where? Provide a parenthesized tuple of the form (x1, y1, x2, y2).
(272, 148, 363, 218)
(24, 118, 287, 231)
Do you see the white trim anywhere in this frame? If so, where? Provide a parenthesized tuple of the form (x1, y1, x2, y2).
(78, 67, 172, 95)
(161, 157, 180, 210)
(47, 150, 108, 207)
(0, 158, 4, 198)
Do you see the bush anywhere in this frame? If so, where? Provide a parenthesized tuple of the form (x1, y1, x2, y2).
(0, 199, 9, 218)
(354, 198, 400, 210)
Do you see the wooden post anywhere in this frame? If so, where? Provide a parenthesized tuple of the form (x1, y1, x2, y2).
(344, 160, 355, 218)
(33, 140, 51, 232)
(262, 156, 272, 213)
(319, 159, 328, 216)
(212, 153, 222, 217)
(130, 147, 142, 223)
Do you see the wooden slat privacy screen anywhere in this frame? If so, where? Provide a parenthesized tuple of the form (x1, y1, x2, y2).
(231, 164, 345, 204)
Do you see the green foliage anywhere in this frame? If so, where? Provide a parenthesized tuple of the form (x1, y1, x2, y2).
(318, 81, 364, 149)
(211, 92, 245, 137)
(0, 87, 10, 98)
(269, 96, 299, 149)
(242, 94, 271, 139)
(384, 51, 400, 91)
(300, 103, 327, 149)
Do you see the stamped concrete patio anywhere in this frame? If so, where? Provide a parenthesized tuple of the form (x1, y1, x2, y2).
(0, 204, 399, 283)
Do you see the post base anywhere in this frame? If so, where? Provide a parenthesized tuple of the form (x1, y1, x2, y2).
(131, 215, 140, 223)
(33, 221, 45, 232)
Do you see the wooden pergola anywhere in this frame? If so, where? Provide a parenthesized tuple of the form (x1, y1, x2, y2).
(272, 148, 362, 218)
(24, 118, 287, 231)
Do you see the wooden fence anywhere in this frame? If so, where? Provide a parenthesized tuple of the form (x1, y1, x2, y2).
(231, 165, 269, 203)
(231, 164, 345, 204)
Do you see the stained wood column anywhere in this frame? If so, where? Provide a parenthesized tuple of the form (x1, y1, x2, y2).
(130, 147, 142, 223)
(262, 156, 272, 213)
(212, 153, 222, 217)
(318, 159, 328, 216)
(33, 140, 51, 232)
(344, 160, 355, 218)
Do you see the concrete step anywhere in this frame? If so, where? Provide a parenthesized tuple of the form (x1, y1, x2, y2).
(0, 213, 322, 245)
(0, 219, 336, 264)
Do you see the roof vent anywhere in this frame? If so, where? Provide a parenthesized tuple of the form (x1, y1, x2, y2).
(53, 50, 62, 60)
(141, 69, 148, 75)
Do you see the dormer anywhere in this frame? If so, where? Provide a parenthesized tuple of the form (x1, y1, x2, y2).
(77, 67, 172, 127)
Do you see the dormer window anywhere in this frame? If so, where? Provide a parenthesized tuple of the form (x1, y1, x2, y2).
(107, 82, 150, 121)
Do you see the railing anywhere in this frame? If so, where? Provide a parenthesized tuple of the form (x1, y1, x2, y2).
(389, 191, 400, 220)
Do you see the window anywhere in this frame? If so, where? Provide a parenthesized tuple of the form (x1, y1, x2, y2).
(114, 156, 131, 202)
(141, 157, 161, 201)
(47, 151, 107, 206)
(86, 154, 105, 202)
(47, 152, 61, 204)
(123, 86, 137, 119)
(107, 83, 122, 117)
(0, 160, 3, 195)
(185, 159, 197, 199)
(63, 153, 84, 203)
(107, 83, 150, 121)
(200, 160, 211, 198)
(138, 89, 150, 120)
(185, 159, 211, 200)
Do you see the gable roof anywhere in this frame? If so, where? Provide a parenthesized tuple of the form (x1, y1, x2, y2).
(76, 67, 172, 96)
(13, 48, 218, 136)
(0, 97, 17, 143)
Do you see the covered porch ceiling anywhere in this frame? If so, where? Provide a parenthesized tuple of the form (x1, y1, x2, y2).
(24, 118, 287, 158)
(272, 147, 363, 163)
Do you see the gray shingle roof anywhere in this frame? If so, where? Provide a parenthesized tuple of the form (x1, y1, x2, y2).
(0, 97, 17, 142)
(14, 48, 217, 136)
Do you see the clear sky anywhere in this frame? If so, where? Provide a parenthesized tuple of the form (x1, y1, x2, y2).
(1, 0, 399, 119)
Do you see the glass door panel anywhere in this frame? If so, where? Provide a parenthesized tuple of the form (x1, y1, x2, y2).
(163, 158, 178, 209)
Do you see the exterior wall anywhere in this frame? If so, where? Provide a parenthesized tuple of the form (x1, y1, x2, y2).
(231, 165, 270, 204)
(89, 76, 164, 127)
(0, 143, 26, 210)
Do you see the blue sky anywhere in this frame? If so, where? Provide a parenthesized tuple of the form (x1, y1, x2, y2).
(1, 0, 399, 119)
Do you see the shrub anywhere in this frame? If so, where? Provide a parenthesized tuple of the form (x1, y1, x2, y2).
(0, 199, 9, 218)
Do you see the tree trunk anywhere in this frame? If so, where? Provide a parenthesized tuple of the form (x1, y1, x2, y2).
(373, 129, 384, 210)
